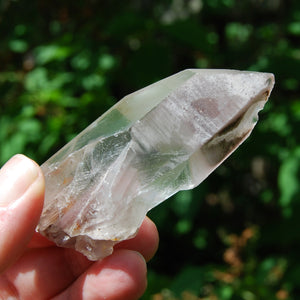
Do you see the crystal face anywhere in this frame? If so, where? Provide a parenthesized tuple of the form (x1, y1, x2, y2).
(37, 69, 275, 260)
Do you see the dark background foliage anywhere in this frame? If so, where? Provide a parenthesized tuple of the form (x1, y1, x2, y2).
(1, 0, 300, 299)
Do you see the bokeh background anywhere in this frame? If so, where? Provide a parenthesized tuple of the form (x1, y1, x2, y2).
(1, 0, 300, 299)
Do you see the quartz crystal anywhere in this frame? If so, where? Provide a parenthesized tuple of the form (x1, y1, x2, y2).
(37, 69, 275, 260)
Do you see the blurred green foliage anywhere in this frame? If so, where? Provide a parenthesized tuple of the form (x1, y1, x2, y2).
(1, 0, 300, 299)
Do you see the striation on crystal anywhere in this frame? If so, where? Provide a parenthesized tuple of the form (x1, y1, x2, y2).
(37, 69, 275, 260)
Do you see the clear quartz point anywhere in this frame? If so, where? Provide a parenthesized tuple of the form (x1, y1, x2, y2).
(37, 69, 275, 260)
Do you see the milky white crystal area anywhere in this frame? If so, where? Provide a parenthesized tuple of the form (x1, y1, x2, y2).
(37, 69, 275, 260)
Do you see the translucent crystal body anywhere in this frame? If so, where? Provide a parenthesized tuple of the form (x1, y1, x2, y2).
(37, 69, 275, 260)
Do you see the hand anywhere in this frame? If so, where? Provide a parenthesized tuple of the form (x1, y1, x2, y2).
(0, 155, 159, 299)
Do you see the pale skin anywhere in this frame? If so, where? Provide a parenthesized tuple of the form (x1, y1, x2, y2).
(0, 154, 159, 299)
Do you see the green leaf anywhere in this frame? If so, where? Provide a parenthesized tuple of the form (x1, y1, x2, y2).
(35, 45, 72, 65)
(71, 51, 91, 70)
(98, 54, 116, 71)
(1, 133, 27, 163)
(82, 74, 104, 90)
(278, 148, 300, 207)
(175, 219, 192, 234)
(18, 119, 41, 141)
(226, 22, 253, 44)
(170, 266, 207, 296)
(218, 285, 234, 299)
(25, 68, 73, 96)
(172, 190, 193, 217)
(14, 24, 27, 36)
(24, 67, 48, 92)
(193, 228, 208, 249)
(9, 39, 28, 53)
(288, 22, 300, 35)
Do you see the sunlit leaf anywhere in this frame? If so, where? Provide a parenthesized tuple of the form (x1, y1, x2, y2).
(35, 45, 72, 65)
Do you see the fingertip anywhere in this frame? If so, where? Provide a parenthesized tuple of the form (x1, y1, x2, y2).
(0, 154, 44, 208)
(105, 249, 147, 299)
(86, 249, 147, 300)
(9, 154, 45, 228)
(141, 217, 159, 261)
(60, 249, 147, 300)
(116, 216, 159, 262)
(0, 154, 45, 272)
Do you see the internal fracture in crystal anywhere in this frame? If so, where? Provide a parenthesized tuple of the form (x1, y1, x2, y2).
(37, 69, 275, 260)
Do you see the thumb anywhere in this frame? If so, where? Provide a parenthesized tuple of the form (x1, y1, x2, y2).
(0, 154, 45, 273)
